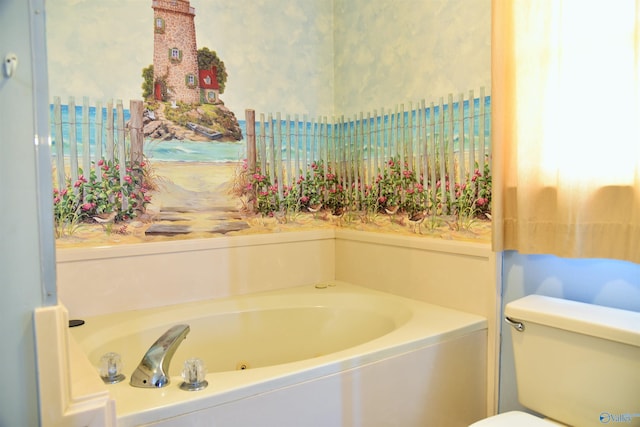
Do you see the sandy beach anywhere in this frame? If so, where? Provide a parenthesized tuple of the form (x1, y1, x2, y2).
(54, 160, 491, 249)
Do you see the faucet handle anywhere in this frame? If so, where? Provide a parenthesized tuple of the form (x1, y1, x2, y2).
(100, 352, 125, 384)
(180, 358, 208, 391)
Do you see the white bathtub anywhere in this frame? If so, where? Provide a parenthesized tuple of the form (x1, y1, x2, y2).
(70, 281, 488, 426)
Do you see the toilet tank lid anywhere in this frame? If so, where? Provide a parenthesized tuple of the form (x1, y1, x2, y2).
(505, 295, 640, 347)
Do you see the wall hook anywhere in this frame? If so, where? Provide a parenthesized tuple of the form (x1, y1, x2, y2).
(4, 53, 18, 78)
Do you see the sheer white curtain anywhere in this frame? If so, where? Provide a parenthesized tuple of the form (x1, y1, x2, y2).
(492, 0, 640, 264)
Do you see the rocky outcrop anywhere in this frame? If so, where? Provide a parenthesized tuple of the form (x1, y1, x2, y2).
(142, 102, 243, 142)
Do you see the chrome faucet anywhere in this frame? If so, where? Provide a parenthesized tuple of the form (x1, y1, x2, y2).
(130, 324, 190, 388)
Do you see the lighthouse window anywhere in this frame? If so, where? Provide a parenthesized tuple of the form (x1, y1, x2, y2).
(154, 17, 165, 33)
(169, 47, 183, 63)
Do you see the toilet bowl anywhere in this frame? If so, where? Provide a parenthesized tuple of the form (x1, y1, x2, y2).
(470, 411, 564, 426)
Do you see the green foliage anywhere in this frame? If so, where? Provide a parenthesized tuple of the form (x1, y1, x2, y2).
(301, 161, 327, 208)
(376, 157, 402, 208)
(240, 155, 492, 232)
(162, 101, 195, 126)
(53, 159, 152, 237)
(141, 64, 154, 99)
(197, 47, 228, 94)
(249, 168, 279, 217)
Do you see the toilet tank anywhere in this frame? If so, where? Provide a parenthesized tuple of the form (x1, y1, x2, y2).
(505, 295, 640, 427)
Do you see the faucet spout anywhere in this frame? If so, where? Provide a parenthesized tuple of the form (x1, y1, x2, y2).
(130, 324, 190, 388)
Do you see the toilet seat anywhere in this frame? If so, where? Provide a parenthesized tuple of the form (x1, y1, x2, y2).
(469, 411, 565, 426)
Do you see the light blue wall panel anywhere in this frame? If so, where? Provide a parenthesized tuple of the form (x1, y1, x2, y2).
(0, 0, 55, 425)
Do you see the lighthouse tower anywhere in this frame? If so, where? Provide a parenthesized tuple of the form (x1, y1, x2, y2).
(151, 0, 200, 104)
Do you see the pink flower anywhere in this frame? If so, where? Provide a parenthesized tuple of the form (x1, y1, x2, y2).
(378, 196, 387, 204)
(81, 203, 92, 211)
(97, 159, 104, 166)
(301, 196, 309, 203)
(476, 198, 487, 206)
(124, 175, 132, 184)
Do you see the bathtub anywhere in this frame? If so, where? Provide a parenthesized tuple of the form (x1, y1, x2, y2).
(70, 281, 488, 426)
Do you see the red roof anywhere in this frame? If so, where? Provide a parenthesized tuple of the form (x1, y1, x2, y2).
(199, 67, 219, 90)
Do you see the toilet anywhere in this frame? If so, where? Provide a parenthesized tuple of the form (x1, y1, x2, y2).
(471, 295, 640, 427)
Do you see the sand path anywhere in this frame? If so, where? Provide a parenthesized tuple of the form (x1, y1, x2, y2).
(144, 161, 251, 236)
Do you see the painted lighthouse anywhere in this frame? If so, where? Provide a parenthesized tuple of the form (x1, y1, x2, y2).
(152, 0, 218, 104)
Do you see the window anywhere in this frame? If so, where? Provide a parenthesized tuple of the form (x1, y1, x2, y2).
(185, 74, 197, 88)
(169, 48, 182, 63)
(154, 17, 165, 34)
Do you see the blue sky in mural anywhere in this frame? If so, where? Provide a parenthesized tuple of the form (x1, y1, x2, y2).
(46, 0, 334, 117)
(46, 0, 490, 118)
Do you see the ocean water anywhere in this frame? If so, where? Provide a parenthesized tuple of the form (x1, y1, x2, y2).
(50, 96, 490, 163)
(144, 138, 247, 163)
(246, 96, 491, 160)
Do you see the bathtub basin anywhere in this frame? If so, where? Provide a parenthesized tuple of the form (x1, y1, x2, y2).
(74, 286, 411, 376)
(69, 281, 487, 426)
